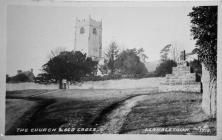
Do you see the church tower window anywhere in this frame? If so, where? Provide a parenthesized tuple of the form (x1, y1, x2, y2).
(80, 27, 85, 34)
(93, 28, 97, 35)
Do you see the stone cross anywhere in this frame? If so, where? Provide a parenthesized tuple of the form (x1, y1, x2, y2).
(180, 50, 186, 61)
(178, 50, 187, 66)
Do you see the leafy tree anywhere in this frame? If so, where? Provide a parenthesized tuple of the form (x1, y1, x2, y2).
(14, 73, 30, 82)
(155, 60, 177, 77)
(188, 6, 217, 78)
(6, 74, 11, 83)
(189, 59, 202, 74)
(10, 72, 34, 83)
(160, 44, 171, 61)
(189, 59, 202, 82)
(47, 47, 66, 60)
(188, 6, 217, 118)
(35, 73, 54, 84)
(42, 51, 98, 84)
(115, 48, 148, 76)
(104, 42, 120, 75)
(137, 48, 148, 62)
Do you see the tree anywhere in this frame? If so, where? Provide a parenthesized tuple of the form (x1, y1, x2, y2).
(188, 6, 217, 77)
(35, 73, 54, 84)
(47, 47, 66, 60)
(189, 59, 202, 82)
(137, 48, 148, 62)
(9, 72, 34, 83)
(155, 60, 177, 77)
(160, 44, 181, 62)
(115, 48, 148, 76)
(6, 74, 10, 83)
(160, 44, 171, 61)
(189, 59, 202, 74)
(14, 73, 30, 82)
(104, 42, 120, 75)
(188, 6, 217, 118)
(42, 51, 98, 86)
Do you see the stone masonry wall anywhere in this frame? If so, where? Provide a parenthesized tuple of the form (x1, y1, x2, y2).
(159, 62, 201, 92)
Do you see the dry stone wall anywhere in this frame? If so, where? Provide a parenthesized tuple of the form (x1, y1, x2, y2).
(6, 77, 162, 91)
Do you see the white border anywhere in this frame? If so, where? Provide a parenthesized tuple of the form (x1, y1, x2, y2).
(0, 0, 221, 140)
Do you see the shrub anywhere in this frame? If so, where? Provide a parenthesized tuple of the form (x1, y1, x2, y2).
(155, 60, 177, 77)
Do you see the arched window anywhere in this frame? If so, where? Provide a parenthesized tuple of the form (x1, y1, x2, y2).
(80, 27, 85, 34)
(93, 28, 97, 35)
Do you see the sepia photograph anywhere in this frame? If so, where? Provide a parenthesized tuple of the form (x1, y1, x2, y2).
(2, 0, 220, 137)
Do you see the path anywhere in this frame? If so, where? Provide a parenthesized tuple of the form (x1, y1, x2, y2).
(95, 95, 148, 134)
(6, 89, 215, 135)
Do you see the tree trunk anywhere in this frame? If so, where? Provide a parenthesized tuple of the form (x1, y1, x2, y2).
(201, 63, 216, 118)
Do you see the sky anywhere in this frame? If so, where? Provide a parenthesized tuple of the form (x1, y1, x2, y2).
(7, 5, 197, 76)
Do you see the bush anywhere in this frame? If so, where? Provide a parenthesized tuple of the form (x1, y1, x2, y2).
(6, 75, 11, 83)
(35, 73, 56, 84)
(189, 59, 202, 74)
(189, 59, 202, 82)
(115, 49, 148, 75)
(9, 73, 33, 83)
(143, 72, 158, 78)
(155, 60, 177, 77)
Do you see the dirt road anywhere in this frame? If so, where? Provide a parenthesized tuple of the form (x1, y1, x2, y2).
(5, 89, 215, 135)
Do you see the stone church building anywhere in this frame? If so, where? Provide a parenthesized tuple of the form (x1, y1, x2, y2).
(74, 16, 102, 61)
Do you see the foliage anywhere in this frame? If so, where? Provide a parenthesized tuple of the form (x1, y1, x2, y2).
(155, 60, 177, 77)
(47, 47, 66, 60)
(9, 72, 34, 83)
(137, 48, 148, 62)
(34, 73, 55, 84)
(101, 42, 148, 76)
(189, 59, 202, 74)
(115, 48, 148, 76)
(160, 44, 171, 61)
(42, 51, 98, 82)
(188, 6, 217, 78)
(103, 42, 120, 74)
(189, 59, 202, 82)
(6, 74, 11, 83)
(15, 74, 31, 82)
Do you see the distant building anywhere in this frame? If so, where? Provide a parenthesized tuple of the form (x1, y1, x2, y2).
(74, 16, 102, 61)
(9, 69, 35, 83)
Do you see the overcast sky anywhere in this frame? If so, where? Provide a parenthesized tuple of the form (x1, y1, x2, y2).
(7, 5, 197, 76)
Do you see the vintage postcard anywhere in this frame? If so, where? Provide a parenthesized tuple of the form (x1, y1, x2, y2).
(1, 0, 221, 139)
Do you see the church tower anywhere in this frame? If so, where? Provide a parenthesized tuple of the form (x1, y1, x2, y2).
(74, 16, 102, 61)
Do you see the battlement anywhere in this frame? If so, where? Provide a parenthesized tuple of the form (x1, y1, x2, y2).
(75, 16, 102, 28)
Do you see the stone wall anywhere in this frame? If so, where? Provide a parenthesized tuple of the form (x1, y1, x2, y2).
(6, 77, 162, 91)
(159, 83, 201, 92)
(159, 61, 201, 92)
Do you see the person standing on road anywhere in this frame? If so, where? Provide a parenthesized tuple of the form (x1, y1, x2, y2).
(62, 79, 67, 89)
